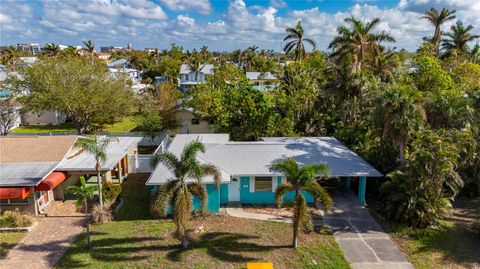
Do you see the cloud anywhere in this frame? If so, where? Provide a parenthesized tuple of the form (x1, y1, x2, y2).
(159, 0, 212, 15)
(270, 0, 287, 9)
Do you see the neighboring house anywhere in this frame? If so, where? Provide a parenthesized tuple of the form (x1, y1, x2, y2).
(246, 72, 277, 91)
(146, 134, 383, 213)
(11, 57, 37, 71)
(20, 110, 67, 125)
(175, 107, 215, 134)
(0, 135, 142, 215)
(178, 64, 214, 92)
(95, 52, 111, 60)
(107, 59, 130, 69)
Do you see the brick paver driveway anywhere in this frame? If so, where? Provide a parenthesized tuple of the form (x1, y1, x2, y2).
(1, 201, 85, 269)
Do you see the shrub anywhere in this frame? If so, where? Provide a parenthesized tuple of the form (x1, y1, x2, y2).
(91, 203, 112, 224)
(102, 181, 122, 203)
(0, 210, 33, 228)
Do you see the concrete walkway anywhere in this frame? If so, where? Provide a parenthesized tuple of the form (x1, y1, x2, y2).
(225, 202, 292, 223)
(1, 201, 85, 269)
(324, 189, 414, 269)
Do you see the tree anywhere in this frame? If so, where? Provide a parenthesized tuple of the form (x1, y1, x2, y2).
(329, 17, 395, 73)
(43, 43, 60, 57)
(75, 136, 116, 208)
(187, 55, 204, 81)
(413, 55, 454, 92)
(66, 176, 97, 249)
(0, 99, 19, 136)
(367, 48, 400, 82)
(421, 8, 456, 55)
(142, 82, 181, 131)
(150, 141, 220, 248)
(270, 157, 332, 248)
(62, 46, 79, 57)
(283, 21, 316, 61)
(0, 46, 17, 67)
(372, 86, 426, 165)
(17, 56, 133, 134)
(82, 40, 95, 57)
(441, 21, 480, 58)
(136, 112, 164, 142)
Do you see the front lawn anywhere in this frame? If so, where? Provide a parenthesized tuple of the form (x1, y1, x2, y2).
(0, 232, 27, 258)
(370, 197, 480, 269)
(56, 174, 349, 269)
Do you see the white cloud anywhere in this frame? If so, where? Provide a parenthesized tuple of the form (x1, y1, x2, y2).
(270, 0, 287, 9)
(159, 0, 212, 15)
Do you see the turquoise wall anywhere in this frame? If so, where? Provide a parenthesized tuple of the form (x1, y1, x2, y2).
(239, 176, 313, 204)
(166, 183, 220, 214)
(220, 183, 229, 205)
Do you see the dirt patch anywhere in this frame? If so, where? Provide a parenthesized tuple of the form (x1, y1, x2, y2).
(242, 205, 323, 220)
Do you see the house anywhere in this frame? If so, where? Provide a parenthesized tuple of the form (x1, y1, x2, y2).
(246, 72, 277, 91)
(107, 59, 130, 69)
(146, 134, 383, 213)
(0, 135, 142, 215)
(175, 107, 215, 134)
(178, 64, 214, 92)
(95, 52, 111, 60)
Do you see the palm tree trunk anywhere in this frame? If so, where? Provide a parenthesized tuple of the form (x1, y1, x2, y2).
(84, 197, 91, 250)
(399, 141, 406, 166)
(292, 191, 300, 248)
(96, 161, 103, 208)
(181, 234, 189, 248)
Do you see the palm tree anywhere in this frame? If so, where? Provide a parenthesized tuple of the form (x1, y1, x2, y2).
(44, 43, 60, 57)
(441, 21, 480, 58)
(188, 55, 205, 82)
(283, 21, 316, 61)
(66, 176, 97, 249)
(469, 43, 480, 64)
(329, 17, 395, 73)
(368, 48, 399, 82)
(0, 46, 16, 67)
(270, 157, 332, 248)
(82, 40, 95, 57)
(372, 86, 426, 165)
(150, 141, 220, 248)
(421, 8, 456, 55)
(75, 136, 116, 208)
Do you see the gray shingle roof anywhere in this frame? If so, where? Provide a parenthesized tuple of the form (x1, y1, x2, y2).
(179, 64, 214, 75)
(0, 162, 57, 187)
(146, 134, 383, 186)
(56, 136, 142, 172)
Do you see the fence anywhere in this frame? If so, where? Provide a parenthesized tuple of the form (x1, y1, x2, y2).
(135, 133, 170, 173)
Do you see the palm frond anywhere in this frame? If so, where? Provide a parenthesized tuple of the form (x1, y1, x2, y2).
(274, 183, 294, 208)
(188, 183, 208, 214)
(303, 182, 333, 212)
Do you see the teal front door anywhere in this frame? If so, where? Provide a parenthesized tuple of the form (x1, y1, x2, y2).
(228, 180, 240, 201)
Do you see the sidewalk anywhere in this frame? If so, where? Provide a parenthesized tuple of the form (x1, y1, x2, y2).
(324, 189, 414, 269)
(225, 202, 292, 223)
(1, 201, 85, 269)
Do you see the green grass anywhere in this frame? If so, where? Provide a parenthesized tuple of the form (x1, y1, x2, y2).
(371, 197, 480, 269)
(11, 117, 138, 134)
(0, 232, 27, 258)
(56, 174, 349, 269)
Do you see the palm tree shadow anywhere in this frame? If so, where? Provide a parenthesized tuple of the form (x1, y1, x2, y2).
(167, 232, 290, 262)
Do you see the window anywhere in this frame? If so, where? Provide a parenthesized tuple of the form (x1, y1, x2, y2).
(0, 198, 29, 205)
(191, 118, 200, 125)
(255, 177, 272, 192)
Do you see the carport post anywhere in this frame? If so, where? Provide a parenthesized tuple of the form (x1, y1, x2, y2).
(344, 177, 351, 189)
(31, 187, 38, 217)
(357, 176, 366, 205)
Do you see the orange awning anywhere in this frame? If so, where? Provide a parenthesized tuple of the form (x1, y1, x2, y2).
(0, 187, 30, 199)
(34, 172, 68, 191)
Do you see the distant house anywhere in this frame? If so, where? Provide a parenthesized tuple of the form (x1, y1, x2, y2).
(11, 57, 37, 70)
(0, 135, 141, 215)
(246, 72, 277, 91)
(95, 52, 111, 60)
(146, 134, 383, 212)
(107, 59, 130, 69)
(175, 107, 215, 134)
(178, 64, 214, 92)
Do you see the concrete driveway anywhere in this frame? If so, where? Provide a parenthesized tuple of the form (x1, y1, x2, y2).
(324, 188, 414, 269)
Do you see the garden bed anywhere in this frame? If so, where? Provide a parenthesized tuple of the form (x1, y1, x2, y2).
(242, 204, 323, 220)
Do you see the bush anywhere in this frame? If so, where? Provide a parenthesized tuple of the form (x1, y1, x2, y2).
(0, 210, 33, 228)
(102, 181, 122, 203)
(91, 203, 112, 224)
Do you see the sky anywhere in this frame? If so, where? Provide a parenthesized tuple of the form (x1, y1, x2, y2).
(1, 0, 479, 52)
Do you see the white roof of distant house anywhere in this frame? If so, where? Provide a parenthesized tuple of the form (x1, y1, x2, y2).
(179, 64, 214, 75)
(107, 59, 129, 68)
(56, 136, 142, 172)
(246, 72, 276, 80)
(146, 134, 383, 185)
(17, 57, 37, 65)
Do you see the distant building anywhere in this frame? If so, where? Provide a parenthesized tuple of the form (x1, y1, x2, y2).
(100, 45, 131, 53)
(176, 107, 216, 134)
(58, 45, 82, 51)
(178, 64, 214, 92)
(95, 52, 111, 60)
(246, 72, 277, 91)
(1, 43, 44, 55)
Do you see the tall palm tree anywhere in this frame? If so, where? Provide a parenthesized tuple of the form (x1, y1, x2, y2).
(372, 86, 426, 165)
(270, 157, 332, 248)
(82, 40, 95, 57)
(66, 176, 97, 249)
(188, 55, 205, 81)
(283, 21, 316, 61)
(441, 21, 480, 58)
(421, 8, 456, 55)
(368, 48, 399, 82)
(469, 43, 480, 64)
(329, 17, 395, 73)
(150, 141, 220, 248)
(149, 49, 161, 63)
(44, 43, 60, 57)
(75, 136, 116, 208)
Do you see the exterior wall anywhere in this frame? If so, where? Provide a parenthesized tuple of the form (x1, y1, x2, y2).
(220, 183, 229, 205)
(239, 176, 313, 204)
(166, 183, 220, 213)
(53, 175, 80, 201)
(21, 110, 66, 125)
(175, 110, 215, 134)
